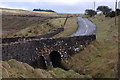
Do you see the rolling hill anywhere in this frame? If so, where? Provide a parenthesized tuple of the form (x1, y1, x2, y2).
(1, 8, 77, 38)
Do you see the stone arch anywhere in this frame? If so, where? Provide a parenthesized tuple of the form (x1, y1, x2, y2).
(32, 56, 47, 69)
(50, 51, 61, 67)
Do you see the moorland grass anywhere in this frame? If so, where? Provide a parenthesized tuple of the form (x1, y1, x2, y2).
(53, 17, 78, 38)
(61, 15, 118, 78)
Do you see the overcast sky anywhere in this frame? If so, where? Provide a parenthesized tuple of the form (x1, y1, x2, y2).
(0, 0, 120, 13)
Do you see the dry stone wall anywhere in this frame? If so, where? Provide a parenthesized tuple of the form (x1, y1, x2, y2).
(2, 27, 64, 44)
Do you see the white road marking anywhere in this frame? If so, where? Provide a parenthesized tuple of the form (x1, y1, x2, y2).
(81, 18, 88, 35)
(70, 17, 96, 36)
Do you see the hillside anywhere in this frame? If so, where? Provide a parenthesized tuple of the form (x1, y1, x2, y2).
(61, 15, 118, 78)
(53, 17, 78, 37)
(2, 8, 77, 38)
(2, 8, 57, 15)
(2, 59, 91, 78)
(2, 15, 66, 38)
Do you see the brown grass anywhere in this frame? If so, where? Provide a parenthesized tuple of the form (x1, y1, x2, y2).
(2, 8, 71, 38)
(53, 17, 78, 38)
(2, 15, 66, 38)
(2, 59, 91, 78)
(14, 18, 66, 37)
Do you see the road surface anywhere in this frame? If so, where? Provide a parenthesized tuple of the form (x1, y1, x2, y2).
(70, 17, 96, 37)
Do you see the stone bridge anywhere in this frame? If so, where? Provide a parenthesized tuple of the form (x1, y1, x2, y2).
(2, 35, 96, 69)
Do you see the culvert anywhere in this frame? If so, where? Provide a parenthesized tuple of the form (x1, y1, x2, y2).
(50, 51, 61, 67)
(32, 56, 47, 69)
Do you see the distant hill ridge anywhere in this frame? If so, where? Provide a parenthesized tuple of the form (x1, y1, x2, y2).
(33, 9, 56, 13)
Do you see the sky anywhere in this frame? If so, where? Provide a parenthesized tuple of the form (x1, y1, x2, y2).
(0, 0, 120, 13)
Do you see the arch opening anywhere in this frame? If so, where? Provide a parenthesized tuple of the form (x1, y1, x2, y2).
(50, 51, 61, 67)
(32, 56, 47, 69)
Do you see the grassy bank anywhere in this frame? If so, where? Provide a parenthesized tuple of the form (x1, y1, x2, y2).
(2, 8, 78, 38)
(13, 18, 66, 37)
(53, 17, 78, 38)
(62, 15, 118, 78)
(2, 59, 91, 78)
(2, 15, 66, 38)
(2, 8, 69, 38)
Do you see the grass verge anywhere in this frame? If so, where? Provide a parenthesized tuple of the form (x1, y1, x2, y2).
(61, 15, 118, 78)
(53, 17, 78, 38)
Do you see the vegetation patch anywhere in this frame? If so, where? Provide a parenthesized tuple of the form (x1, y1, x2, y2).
(53, 17, 78, 38)
(2, 8, 68, 38)
(14, 18, 66, 37)
(2, 14, 66, 38)
(2, 59, 91, 78)
(61, 15, 118, 78)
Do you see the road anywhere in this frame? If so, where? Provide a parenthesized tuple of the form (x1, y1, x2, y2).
(70, 17, 96, 37)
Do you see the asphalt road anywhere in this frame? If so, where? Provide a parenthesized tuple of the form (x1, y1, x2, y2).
(70, 17, 96, 37)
